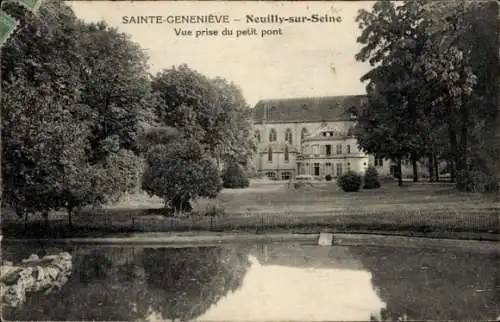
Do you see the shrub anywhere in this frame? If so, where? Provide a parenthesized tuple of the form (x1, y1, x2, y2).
(325, 174, 332, 181)
(142, 139, 222, 213)
(363, 165, 381, 189)
(222, 162, 250, 188)
(456, 169, 499, 193)
(337, 171, 362, 192)
(293, 181, 305, 189)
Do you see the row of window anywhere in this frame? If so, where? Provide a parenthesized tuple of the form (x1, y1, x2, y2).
(254, 128, 309, 144)
(265, 144, 357, 163)
(302, 144, 352, 155)
(298, 162, 347, 177)
(267, 146, 290, 162)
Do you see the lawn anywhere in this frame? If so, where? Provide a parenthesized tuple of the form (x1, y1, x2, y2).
(2, 180, 499, 239)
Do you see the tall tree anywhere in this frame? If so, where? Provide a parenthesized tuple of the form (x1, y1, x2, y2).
(1, 0, 89, 222)
(151, 65, 254, 165)
(354, 0, 497, 191)
(1, 0, 153, 225)
(76, 21, 151, 163)
(355, 0, 428, 185)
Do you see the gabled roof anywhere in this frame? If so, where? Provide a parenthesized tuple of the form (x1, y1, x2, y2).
(305, 125, 347, 141)
(252, 95, 366, 123)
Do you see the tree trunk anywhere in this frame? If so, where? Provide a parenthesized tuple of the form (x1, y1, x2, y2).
(428, 153, 435, 182)
(435, 158, 440, 182)
(411, 153, 419, 182)
(42, 211, 49, 229)
(447, 104, 458, 183)
(171, 195, 192, 213)
(24, 211, 28, 232)
(397, 158, 403, 187)
(67, 207, 73, 228)
(456, 104, 469, 190)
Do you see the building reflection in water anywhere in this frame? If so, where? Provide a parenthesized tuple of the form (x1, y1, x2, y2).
(198, 243, 386, 322)
(2, 241, 498, 321)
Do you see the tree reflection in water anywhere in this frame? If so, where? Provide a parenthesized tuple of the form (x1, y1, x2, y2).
(353, 246, 500, 321)
(4, 246, 250, 321)
(142, 247, 251, 321)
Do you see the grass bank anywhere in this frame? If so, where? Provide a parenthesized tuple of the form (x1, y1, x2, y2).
(2, 181, 498, 240)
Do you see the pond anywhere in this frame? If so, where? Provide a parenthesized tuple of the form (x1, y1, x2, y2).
(2, 240, 499, 321)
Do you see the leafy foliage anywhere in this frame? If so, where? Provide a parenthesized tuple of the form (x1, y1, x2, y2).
(363, 165, 381, 189)
(151, 65, 255, 165)
(355, 0, 499, 191)
(325, 174, 333, 181)
(337, 171, 362, 192)
(1, 0, 151, 224)
(76, 21, 151, 162)
(222, 162, 250, 189)
(142, 139, 223, 213)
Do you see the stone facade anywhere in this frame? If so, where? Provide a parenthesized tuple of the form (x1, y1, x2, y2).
(251, 95, 381, 180)
(250, 95, 431, 180)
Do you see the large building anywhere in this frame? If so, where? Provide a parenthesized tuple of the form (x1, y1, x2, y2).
(251, 95, 391, 180)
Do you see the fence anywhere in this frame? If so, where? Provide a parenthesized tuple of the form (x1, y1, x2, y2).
(3, 208, 499, 239)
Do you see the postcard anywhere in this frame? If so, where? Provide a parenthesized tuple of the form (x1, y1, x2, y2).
(1, 1, 499, 321)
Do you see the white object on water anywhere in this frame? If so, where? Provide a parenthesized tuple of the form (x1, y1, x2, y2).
(318, 232, 334, 246)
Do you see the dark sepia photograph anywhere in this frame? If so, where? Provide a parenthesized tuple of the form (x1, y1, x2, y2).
(0, 0, 499, 321)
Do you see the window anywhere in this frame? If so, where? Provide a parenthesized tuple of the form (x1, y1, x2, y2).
(268, 146, 273, 162)
(336, 144, 342, 155)
(297, 162, 303, 175)
(285, 129, 293, 144)
(284, 146, 289, 162)
(336, 163, 343, 177)
(266, 172, 275, 179)
(314, 163, 320, 176)
(374, 158, 384, 167)
(281, 172, 291, 180)
(301, 128, 308, 140)
(254, 130, 260, 143)
(326, 145, 332, 156)
(313, 145, 319, 155)
(269, 128, 277, 142)
(347, 144, 351, 154)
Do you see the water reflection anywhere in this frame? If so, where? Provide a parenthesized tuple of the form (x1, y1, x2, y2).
(351, 246, 500, 321)
(4, 246, 251, 321)
(2, 242, 499, 321)
(142, 247, 250, 321)
(200, 245, 385, 321)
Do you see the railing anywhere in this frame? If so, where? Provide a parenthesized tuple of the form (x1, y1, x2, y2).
(4, 209, 498, 240)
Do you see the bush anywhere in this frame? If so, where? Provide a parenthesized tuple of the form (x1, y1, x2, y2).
(222, 162, 250, 188)
(337, 171, 362, 192)
(142, 140, 222, 213)
(457, 169, 499, 193)
(363, 165, 380, 189)
(325, 174, 332, 181)
(293, 181, 311, 189)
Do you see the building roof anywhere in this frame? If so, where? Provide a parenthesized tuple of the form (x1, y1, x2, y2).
(250, 245, 364, 270)
(252, 95, 366, 124)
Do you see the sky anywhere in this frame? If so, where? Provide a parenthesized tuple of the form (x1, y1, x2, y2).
(66, 1, 375, 106)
